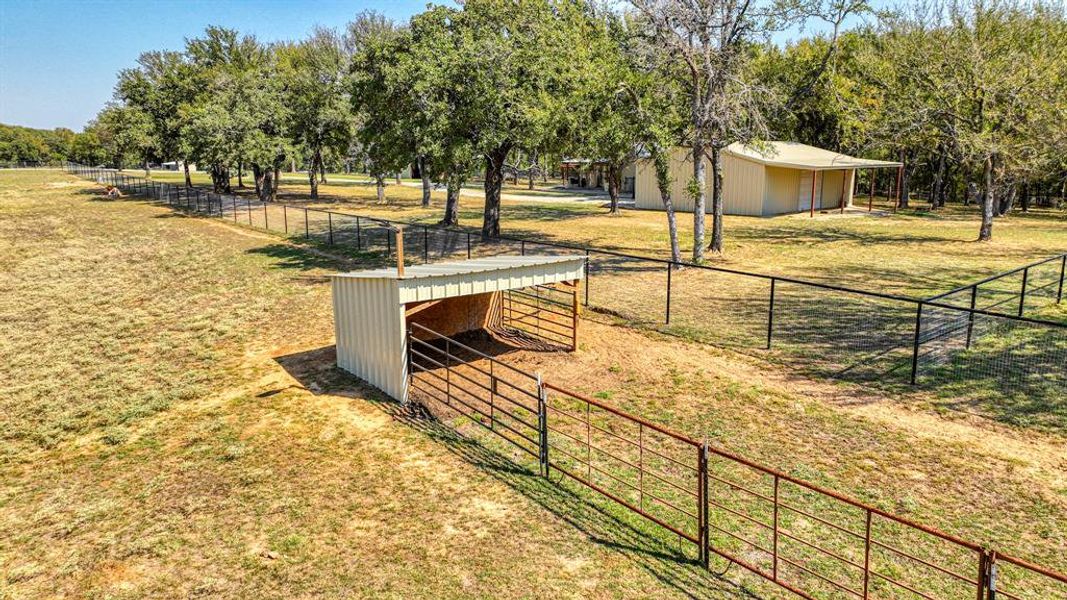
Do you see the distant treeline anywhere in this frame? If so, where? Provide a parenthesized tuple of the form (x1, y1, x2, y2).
(10, 0, 1066, 252)
(0, 124, 105, 165)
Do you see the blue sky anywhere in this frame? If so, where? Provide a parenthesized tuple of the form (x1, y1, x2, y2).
(0, 0, 877, 132)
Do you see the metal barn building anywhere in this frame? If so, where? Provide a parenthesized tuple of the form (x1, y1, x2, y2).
(332, 255, 586, 402)
(634, 142, 902, 216)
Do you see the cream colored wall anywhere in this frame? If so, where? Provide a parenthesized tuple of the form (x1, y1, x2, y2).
(722, 152, 765, 216)
(332, 277, 407, 402)
(635, 149, 772, 216)
(763, 166, 801, 215)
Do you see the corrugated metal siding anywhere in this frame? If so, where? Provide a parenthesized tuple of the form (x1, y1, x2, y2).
(332, 256, 586, 403)
(332, 276, 406, 402)
(634, 148, 767, 216)
(722, 152, 765, 216)
(634, 159, 659, 209)
(764, 166, 801, 214)
(396, 260, 585, 303)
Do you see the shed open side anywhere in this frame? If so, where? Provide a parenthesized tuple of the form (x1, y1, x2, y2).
(332, 255, 586, 402)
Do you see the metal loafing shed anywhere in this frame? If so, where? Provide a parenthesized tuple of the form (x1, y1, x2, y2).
(332, 254, 586, 402)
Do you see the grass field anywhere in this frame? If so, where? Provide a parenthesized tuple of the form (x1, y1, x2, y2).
(0, 171, 740, 598)
(5, 171, 1066, 597)
(139, 168, 1067, 300)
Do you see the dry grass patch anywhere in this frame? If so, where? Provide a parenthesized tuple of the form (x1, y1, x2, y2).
(2, 171, 757, 599)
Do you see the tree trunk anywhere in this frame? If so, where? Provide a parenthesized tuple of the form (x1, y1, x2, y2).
(607, 164, 622, 215)
(691, 143, 707, 263)
(709, 146, 724, 254)
(1020, 183, 1029, 212)
(931, 151, 946, 208)
(482, 145, 510, 239)
(978, 155, 994, 241)
(528, 151, 536, 190)
(183, 161, 192, 187)
(309, 152, 320, 200)
(319, 160, 327, 183)
(418, 156, 431, 208)
(651, 145, 681, 265)
(395, 172, 402, 185)
(253, 165, 263, 198)
(376, 176, 386, 203)
(272, 165, 280, 195)
(238, 162, 244, 188)
(258, 167, 274, 203)
(441, 173, 463, 226)
(144, 159, 150, 178)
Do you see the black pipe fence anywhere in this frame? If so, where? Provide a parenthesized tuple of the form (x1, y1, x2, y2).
(67, 163, 1067, 414)
(407, 321, 1067, 600)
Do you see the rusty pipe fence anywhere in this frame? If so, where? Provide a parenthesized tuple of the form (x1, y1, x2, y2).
(66, 164, 1067, 411)
(406, 322, 1067, 599)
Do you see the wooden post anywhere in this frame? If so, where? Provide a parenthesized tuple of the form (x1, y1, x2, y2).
(869, 168, 875, 212)
(840, 169, 848, 213)
(396, 227, 405, 277)
(895, 165, 903, 210)
(810, 170, 818, 218)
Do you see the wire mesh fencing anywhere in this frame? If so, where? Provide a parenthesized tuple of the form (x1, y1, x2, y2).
(66, 163, 1066, 408)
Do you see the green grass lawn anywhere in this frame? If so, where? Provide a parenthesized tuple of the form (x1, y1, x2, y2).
(6, 170, 1065, 598)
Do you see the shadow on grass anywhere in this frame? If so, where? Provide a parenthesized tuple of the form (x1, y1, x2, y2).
(274, 345, 766, 600)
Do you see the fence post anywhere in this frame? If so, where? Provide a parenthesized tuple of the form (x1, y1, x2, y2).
(698, 441, 709, 570)
(666, 263, 672, 325)
(766, 278, 777, 350)
(304, 208, 309, 239)
(537, 375, 549, 478)
(1058, 255, 1065, 304)
(356, 216, 362, 251)
(282, 204, 288, 234)
(987, 551, 998, 600)
(966, 285, 977, 350)
(584, 250, 591, 306)
(1018, 267, 1029, 317)
(521, 240, 526, 256)
(467, 231, 472, 259)
(772, 474, 779, 581)
(910, 302, 924, 385)
(328, 213, 334, 244)
(423, 225, 429, 263)
(862, 510, 872, 599)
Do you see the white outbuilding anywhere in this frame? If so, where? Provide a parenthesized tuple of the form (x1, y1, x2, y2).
(332, 254, 586, 402)
(634, 142, 902, 217)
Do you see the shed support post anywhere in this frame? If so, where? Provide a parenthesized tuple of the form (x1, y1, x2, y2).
(810, 170, 817, 218)
(895, 165, 903, 210)
(869, 169, 875, 212)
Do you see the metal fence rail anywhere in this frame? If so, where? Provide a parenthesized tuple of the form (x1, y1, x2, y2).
(66, 164, 1067, 410)
(405, 323, 1067, 600)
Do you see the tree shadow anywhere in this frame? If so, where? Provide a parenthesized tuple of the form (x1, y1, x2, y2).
(273, 346, 767, 600)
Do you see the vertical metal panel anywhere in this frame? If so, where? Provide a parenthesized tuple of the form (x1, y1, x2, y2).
(332, 276, 406, 401)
